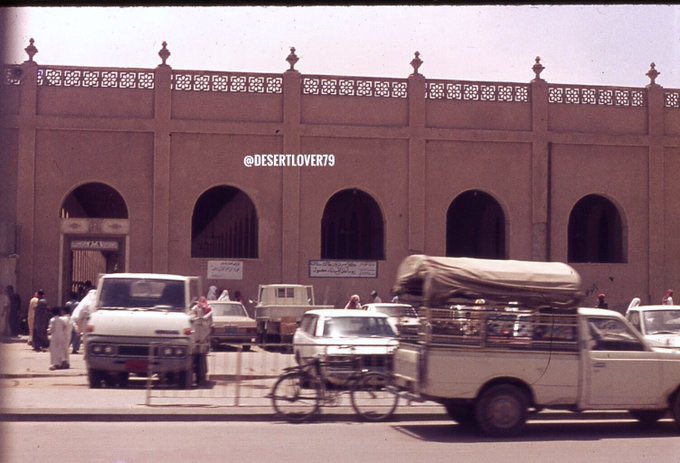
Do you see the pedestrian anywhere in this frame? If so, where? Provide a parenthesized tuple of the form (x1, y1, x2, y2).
(596, 293, 608, 309)
(64, 292, 81, 354)
(71, 289, 97, 352)
(218, 289, 230, 301)
(32, 290, 50, 352)
(206, 285, 218, 300)
(369, 290, 382, 304)
(233, 290, 243, 303)
(627, 297, 641, 311)
(48, 306, 71, 370)
(344, 294, 362, 310)
(7, 285, 21, 337)
(662, 289, 674, 305)
(190, 296, 213, 318)
(391, 294, 399, 303)
(0, 286, 10, 338)
(27, 290, 39, 345)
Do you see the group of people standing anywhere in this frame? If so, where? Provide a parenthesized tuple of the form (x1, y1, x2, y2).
(344, 290, 394, 309)
(595, 289, 675, 310)
(0, 284, 97, 371)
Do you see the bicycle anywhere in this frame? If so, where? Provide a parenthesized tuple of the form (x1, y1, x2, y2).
(269, 356, 399, 423)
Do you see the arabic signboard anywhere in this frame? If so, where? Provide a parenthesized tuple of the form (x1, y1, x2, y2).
(207, 260, 243, 280)
(70, 240, 119, 251)
(309, 260, 378, 278)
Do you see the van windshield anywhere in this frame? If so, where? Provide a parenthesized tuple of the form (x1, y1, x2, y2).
(99, 279, 185, 311)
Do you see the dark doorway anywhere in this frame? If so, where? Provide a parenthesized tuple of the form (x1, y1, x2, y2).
(321, 189, 384, 260)
(446, 190, 506, 259)
(568, 194, 625, 263)
(191, 186, 258, 258)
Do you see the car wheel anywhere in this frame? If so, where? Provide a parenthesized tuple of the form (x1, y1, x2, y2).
(444, 401, 477, 428)
(475, 384, 528, 437)
(87, 369, 104, 389)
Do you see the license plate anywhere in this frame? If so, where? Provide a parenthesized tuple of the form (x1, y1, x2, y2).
(126, 359, 148, 372)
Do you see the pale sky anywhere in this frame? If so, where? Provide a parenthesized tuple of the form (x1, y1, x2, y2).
(3, 5, 680, 88)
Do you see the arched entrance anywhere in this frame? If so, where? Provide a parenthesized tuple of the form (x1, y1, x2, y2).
(446, 190, 506, 259)
(321, 189, 384, 260)
(191, 186, 258, 258)
(568, 194, 625, 263)
(60, 183, 129, 302)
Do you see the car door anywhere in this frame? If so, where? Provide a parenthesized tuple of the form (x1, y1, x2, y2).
(584, 316, 661, 407)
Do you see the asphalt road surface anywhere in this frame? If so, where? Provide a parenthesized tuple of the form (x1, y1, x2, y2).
(3, 418, 680, 463)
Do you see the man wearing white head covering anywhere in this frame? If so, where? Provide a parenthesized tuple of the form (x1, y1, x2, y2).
(218, 290, 230, 301)
(71, 289, 97, 339)
(206, 285, 218, 300)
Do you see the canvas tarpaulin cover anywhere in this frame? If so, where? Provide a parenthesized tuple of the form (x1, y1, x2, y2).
(393, 255, 584, 309)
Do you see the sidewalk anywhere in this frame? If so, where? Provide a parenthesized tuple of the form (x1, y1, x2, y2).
(0, 336, 446, 421)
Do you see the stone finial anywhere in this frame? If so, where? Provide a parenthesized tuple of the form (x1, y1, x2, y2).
(158, 41, 170, 65)
(24, 38, 38, 62)
(410, 51, 423, 75)
(532, 56, 545, 81)
(646, 62, 660, 86)
(286, 47, 299, 71)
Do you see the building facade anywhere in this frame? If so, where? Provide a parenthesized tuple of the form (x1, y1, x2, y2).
(1, 40, 679, 311)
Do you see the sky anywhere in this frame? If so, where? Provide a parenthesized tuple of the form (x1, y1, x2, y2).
(3, 5, 680, 88)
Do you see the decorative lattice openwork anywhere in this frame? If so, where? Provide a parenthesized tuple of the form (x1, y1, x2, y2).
(2, 66, 22, 85)
(36, 67, 155, 89)
(548, 85, 646, 107)
(665, 90, 680, 109)
(426, 81, 530, 103)
(172, 72, 283, 93)
(302, 76, 408, 98)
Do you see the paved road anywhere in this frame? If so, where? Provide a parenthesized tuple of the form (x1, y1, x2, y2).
(4, 418, 680, 463)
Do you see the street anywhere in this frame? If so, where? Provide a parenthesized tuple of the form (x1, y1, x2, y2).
(3, 418, 680, 463)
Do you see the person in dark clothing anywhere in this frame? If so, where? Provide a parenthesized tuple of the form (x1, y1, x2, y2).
(6, 285, 21, 337)
(596, 293, 609, 309)
(32, 290, 50, 352)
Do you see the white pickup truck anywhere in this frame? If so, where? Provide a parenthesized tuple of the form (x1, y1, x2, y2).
(254, 284, 333, 344)
(392, 255, 680, 437)
(84, 273, 211, 389)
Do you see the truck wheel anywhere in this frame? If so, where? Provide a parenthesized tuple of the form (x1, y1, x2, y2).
(87, 369, 104, 389)
(629, 409, 666, 426)
(443, 401, 477, 428)
(475, 384, 528, 437)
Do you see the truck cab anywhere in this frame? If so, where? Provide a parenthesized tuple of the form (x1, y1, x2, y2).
(84, 273, 211, 388)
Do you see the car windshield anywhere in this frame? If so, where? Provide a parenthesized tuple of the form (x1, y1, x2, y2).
(98, 279, 185, 311)
(212, 303, 248, 317)
(322, 316, 395, 337)
(642, 310, 680, 334)
(374, 305, 418, 318)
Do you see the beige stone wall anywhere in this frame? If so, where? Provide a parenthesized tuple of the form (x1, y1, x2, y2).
(1, 51, 679, 311)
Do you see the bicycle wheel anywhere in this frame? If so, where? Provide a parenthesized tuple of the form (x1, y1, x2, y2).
(271, 370, 321, 423)
(350, 372, 399, 422)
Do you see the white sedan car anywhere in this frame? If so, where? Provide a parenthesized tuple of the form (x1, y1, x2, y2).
(293, 309, 399, 385)
(362, 303, 421, 340)
(625, 304, 680, 350)
(209, 300, 257, 351)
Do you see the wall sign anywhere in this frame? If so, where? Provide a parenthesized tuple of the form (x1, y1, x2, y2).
(309, 260, 378, 278)
(207, 260, 243, 280)
(70, 240, 119, 251)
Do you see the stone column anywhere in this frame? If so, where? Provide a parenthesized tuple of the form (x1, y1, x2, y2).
(281, 49, 302, 282)
(645, 63, 664, 304)
(407, 52, 426, 255)
(16, 40, 39, 297)
(530, 57, 550, 261)
(152, 43, 172, 273)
